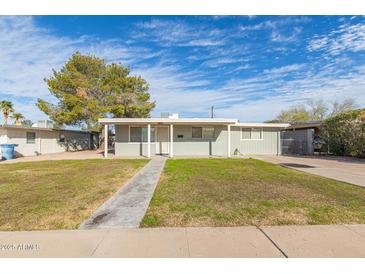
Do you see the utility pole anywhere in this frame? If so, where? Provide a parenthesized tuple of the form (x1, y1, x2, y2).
(211, 106, 214, 118)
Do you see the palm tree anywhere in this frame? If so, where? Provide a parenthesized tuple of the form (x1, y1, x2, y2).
(11, 112, 25, 125)
(0, 100, 14, 124)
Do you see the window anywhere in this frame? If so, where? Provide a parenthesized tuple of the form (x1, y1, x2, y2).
(130, 127, 155, 142)
(251, 128, 262, 139)
(130, 127, 142, 142)
(192, 127, 202, 139)
(192, 127, 214, 139)
(203, 127, 214, 139)
(59, 134, 65, 143)
(241, 128, 263, 140)
(26, 132, 36, 144)
(241, 128, 251, 139)
(141, 127, 155, 142)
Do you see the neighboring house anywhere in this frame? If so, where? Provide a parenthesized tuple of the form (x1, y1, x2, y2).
(0, 124, 99, 158)
(99, 116, 289, 158)
(281, 121, 321, 156)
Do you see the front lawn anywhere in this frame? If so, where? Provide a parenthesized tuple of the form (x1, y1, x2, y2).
(141, 158, 365, 227)
(0, 159, 147, 231)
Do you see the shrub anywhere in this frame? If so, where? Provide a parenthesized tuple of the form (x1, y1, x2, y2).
(319, 109, 365, 157)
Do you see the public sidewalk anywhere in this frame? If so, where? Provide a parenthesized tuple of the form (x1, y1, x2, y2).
(1, 224, 365, 258)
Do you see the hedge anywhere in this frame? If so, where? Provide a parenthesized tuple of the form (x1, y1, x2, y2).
(319, 109, 365, 158)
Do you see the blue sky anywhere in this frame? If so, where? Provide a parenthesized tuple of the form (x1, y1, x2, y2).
(0, 16, 364, 123)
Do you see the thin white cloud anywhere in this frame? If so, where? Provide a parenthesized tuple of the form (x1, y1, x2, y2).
(0, 17, 143, 99)
(134, 18, 227, 48)
(202, 57, 250, 68)
(140, 59, 365, 121)
(231, 64, 250, 72)
(308, 22, 365, 55)
(240, 16, 311, 31)
(240, 16, 310, 43)
(263, 64, 305, 75)
(214, 64, 365, 121)
(186, 39, 224, 47)
(271, 26, 302, 42)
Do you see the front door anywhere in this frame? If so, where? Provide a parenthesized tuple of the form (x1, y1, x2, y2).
(156, 126, 169, 155)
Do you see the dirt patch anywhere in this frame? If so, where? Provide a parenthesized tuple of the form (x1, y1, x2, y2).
(92, 213, 109, 224)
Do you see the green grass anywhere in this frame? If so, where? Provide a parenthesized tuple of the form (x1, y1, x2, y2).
(0, 159, 148, 231)
(141, 158, 365, 227)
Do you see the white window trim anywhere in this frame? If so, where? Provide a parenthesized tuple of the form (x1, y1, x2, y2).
(191, 126, 215, 140)
(128, 125, 156, 144)
(240, 127, 264, 141)
(26, 132, 36, 144)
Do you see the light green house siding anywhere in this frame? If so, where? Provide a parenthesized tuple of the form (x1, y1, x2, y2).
(230, 127, 280, 155)
(172, 125, 227, 156)
(114, 124, 281, 157)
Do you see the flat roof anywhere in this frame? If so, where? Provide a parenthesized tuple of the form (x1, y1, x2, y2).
(99, 118, 289, 128)
(99, 118, 238, 125)
(0, 124, 96, 134)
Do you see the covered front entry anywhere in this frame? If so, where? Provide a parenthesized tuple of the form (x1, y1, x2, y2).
(155, 126, 169, 155)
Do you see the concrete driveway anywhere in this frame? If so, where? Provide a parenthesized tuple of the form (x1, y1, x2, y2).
(254, 155, 365, 187)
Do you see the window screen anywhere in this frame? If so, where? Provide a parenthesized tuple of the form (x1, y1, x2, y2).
(130, 127, 155, 142)
(26, 132, 36, 144)
(251, 128, 262, 139)
(241, 128, 251, 139)
(202, 127, 214, 139)
(130, 127, 142, 142)
(241, 128, 263, 140)
(192, 127, 202, 138)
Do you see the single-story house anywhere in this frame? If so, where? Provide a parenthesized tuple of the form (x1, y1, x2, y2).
(99, 117, 289, 158)
(0, 124, 99, 158)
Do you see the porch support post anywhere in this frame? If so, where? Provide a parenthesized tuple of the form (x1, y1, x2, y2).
(147, 123, 151, 158)
(169, 124, 174, 158)
(104, 124, 108, 158)
(227, 124, 231, 158)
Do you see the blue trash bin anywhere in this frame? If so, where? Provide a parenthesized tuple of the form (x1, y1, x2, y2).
(0, 144, 18, 160)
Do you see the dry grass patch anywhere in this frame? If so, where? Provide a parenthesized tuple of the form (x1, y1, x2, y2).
(141, 158, 365, 227)
(0, 159, 147, 231)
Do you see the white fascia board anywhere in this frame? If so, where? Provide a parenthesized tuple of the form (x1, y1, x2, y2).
(234, 123, 290, 128)
(99, 118, 238, 125)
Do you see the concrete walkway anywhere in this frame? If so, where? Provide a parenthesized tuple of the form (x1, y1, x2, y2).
(1, 224, 365, 258)
(80, 156, 166, 229)
(254, 155, 365, 187)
